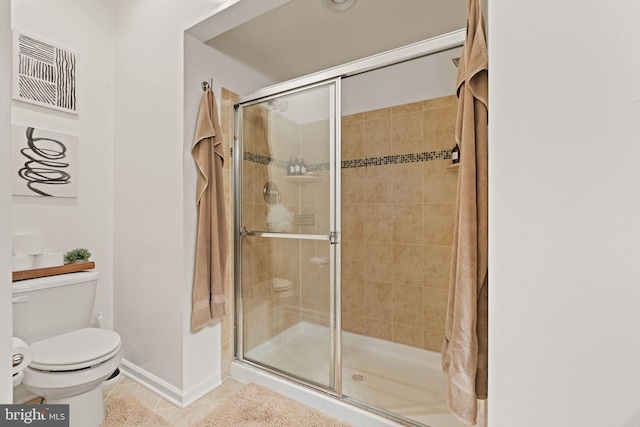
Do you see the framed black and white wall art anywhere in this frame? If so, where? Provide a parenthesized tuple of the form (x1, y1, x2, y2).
(12, 30, 78, 114)
(11, 125, 78, 198)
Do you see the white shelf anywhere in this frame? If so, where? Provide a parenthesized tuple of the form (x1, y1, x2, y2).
(284, 175, 322, 184)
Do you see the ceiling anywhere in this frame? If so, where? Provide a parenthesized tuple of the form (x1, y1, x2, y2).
(204, 0, 467, 83)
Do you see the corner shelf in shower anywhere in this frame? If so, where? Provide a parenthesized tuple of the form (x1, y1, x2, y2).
(283, 175, 322, 184)
(446, 163, 460, 171)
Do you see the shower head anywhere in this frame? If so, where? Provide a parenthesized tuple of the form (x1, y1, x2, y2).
(265, 99, 288, 112)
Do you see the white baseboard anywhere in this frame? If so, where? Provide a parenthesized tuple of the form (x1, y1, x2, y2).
(119, 359, 221, 408)
(183, 372, 222, 407)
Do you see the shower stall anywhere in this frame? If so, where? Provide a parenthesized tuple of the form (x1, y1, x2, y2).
(233, 30, 476, 427)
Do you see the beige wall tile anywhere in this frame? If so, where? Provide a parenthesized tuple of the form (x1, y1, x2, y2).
(424, 287, 448, 332)
(424, 203, 455, 246)
(342, 113, 363, 125)
(393, 162, 423, 204)
(342, 204, 365, 241)
(301, 126, 330, 164)
(221, 340, 232, 379)
(363, 116, 393, 158)
(363, 107, 391, 121)
(299, 182, 318, 206)
(220, 96, 232, 135)
(424, 159, 458, 203)
(422, 94, 457, 111)
(424, 329, 445, 352)
(242, 203, 254, 231)
(393, 203, 424, 244)
(252, 165, 270, 204)
(342, 167, 365, 204)
(393, 323, 425, 348)
(340, 96, 456, 353)
(364, 317, 393, 341)
(392, 101, 422, 115)
(242, 160, 253, 204)
(253, 245, 273, 285)
(392, 243, 425, 286)
(423, 245, 452, 289)
(393, 284, 424, 327)
(342, 120, 364, 161)
(364, 280, 393, 321)
(342, 278, 364, 316)
(392, 111, 423, 154)
(253, 203, 267, 232)
(364, 204, 393, 243)
(364, 165, 393, 204)
(423, 105, 457, 152)
(363, 242, 393, 283)
(221, 134, 231, 170)
(342, 240, 364, 281)
(343, 312, 364, 334)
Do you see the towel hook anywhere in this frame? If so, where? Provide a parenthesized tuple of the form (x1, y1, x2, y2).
(201, 78, 213, 92)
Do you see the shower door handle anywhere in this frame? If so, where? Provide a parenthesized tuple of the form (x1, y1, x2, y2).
(239, 227, 333, 242)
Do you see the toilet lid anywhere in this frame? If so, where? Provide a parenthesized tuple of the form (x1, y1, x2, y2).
(30, 328, 121, 371)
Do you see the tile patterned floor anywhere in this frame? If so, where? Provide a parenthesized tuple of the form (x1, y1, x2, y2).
(102, 375, 248, 427)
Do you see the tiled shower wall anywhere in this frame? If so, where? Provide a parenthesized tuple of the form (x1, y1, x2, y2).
(223, 92, 459, 373)
(219, 87, 237, 378)
(238, 104, 333, 354)
(341, 94, 458, 352)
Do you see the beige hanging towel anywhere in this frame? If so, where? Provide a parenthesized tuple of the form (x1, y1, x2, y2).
(441, 0, 488, 424)
(191, 87, 228, 330)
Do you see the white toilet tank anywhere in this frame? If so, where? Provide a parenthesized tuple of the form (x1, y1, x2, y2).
(12, 271, 99, 345)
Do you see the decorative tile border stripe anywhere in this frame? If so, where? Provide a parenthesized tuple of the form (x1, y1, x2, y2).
(341, 150, 451, 169)
(238, 149, 452, 170)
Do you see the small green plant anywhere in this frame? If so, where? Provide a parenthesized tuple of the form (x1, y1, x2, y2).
(64, 247, 92, 264)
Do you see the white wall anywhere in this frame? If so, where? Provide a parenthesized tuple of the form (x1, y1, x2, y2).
(11, 0, 116, 329)
(342, 46, 462, 116)
(182, 32, 273, 400)
(113, 0, 276, 399)
(488, 1, 640, 426)
(0, 0, 13, 404)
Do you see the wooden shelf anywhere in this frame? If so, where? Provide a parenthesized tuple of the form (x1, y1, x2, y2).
(12, 261, 96, 282)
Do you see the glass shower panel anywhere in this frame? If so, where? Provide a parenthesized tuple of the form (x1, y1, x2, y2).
(241, 236, 334, 386)
(237, 81, 339, 391)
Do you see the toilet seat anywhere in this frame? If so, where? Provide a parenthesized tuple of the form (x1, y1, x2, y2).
(29, 328, 121, 371)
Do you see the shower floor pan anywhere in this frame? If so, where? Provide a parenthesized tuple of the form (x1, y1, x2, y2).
(244, 321, 470, 427)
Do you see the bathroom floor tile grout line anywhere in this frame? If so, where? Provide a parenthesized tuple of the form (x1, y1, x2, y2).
(97, 375, 250, 426)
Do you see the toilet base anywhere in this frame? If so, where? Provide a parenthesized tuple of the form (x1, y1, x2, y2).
(45, 386, 105, 427)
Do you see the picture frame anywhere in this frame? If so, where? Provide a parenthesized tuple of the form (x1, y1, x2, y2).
(11, 125, 79, 198)
(12, 30, 78, 115)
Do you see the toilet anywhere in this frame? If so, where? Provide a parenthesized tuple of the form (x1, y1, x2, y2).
(12, 271, 122, 427)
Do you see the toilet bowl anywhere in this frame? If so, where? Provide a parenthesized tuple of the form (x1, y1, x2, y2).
(22, 327, 122, 426)
(12, 272, 122, 427)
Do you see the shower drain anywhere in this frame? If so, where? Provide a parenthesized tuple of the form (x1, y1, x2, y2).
(351, 374, 366, 382)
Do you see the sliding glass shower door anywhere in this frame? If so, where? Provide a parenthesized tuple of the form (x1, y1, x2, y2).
(234, 79, 341, 392)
